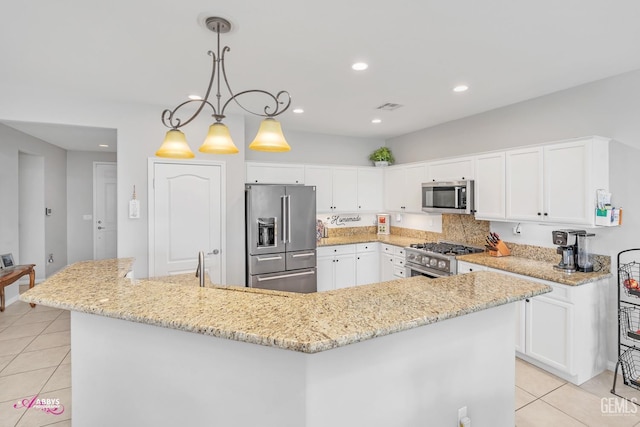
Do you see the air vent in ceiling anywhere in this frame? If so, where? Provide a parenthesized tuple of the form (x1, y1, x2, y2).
(375, 103, 403, 111)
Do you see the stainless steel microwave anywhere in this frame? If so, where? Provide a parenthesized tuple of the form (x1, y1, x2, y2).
(421, 180, 474, 214)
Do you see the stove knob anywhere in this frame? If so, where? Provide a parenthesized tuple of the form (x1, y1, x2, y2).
(415, 255, 423, 264)
(407, 253, 415, 261)
(438, 260, 447, 270)
(429, 258, 438, 267)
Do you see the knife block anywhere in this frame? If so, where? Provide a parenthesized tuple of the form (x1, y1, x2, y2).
(488, 240, 511, 257)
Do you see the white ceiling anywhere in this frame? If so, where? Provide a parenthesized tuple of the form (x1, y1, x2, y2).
(2, 0, 640, 151)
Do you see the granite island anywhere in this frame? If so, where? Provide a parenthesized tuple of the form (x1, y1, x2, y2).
(20, 258, 551, 427)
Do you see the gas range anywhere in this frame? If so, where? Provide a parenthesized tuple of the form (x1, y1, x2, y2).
(405, 242, 484, 278)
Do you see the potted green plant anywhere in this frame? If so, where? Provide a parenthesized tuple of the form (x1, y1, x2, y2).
(368, 147, 395, 166)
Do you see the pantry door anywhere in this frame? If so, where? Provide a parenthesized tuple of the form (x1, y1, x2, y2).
(149, 160, 225, 284)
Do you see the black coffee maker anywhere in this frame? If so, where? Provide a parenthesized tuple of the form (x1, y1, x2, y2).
(552, 229, 585, 273)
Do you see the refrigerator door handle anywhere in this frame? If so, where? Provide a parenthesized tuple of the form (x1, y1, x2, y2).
(255, 270, 315, 282)
(287, 195, 292, 244)
(281, 195, 287, 243)
(291, 252, 314, 258)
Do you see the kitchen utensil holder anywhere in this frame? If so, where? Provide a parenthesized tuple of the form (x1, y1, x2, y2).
(488, 240, 511, 257)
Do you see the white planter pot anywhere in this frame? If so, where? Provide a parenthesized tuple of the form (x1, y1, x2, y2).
(374, 161, 389, 167)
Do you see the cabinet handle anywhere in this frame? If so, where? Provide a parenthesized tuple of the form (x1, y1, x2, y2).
(537, 212, 542, 216)
(525, 299, 530, 303)
(255, 180, 258, 183)
(359, 206, 362, 209)
(544, 213, 548, 216)
(461, 176, 465, 180)
(357, 257, 360, 260)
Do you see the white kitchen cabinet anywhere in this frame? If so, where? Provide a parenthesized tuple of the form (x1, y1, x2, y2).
(317, 245, 356, 291)
(245, 162, 305, 184)
(457, 261, 487, 274)
(474, 152, 506, 220)
(356, 243, 380, 286)
(526, 293, 574, 374)
(383, 163, 427, 212)
(380, 244, 406, 280)
(456, 261, 605, 384)
(426, 157, 474, 182)
(305, 166, 358, 212)
(505, 137, 609, 225)
(380, 253, 395, 282)
(356, 167, 384, 212)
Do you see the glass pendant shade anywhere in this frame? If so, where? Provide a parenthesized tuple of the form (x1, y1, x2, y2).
(199, 123, 240, 154)
(249, 118, 291, 152)
(156, 130, 195, 159)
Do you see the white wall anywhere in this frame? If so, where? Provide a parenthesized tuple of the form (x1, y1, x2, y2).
(0, 123, 67, 278)
(387, 68, 640, 367)
(67, 151, 117, 264)
(245, 118, 384, 166)
(18, 153, 45, 280)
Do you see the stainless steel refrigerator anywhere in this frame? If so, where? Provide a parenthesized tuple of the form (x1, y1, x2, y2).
(245, 184, 317, 293)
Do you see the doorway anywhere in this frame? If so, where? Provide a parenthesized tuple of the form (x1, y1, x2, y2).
(18, 152, 45, 281)
(93, 162, 117, 260)
(148, 159, 226, 284)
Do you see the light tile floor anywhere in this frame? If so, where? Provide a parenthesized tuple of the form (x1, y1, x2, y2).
(2, 296, 640, 426)
(0, 299, 70, 427)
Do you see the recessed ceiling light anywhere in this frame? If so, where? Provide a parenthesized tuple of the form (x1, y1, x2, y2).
(98, 144, 109, 148)
(371, 118, 382, 124)
(352, 62, 368, 71)
(188, 94, 203, 100)
(293, 108, 304, 114)
(453, 85, 469, 93)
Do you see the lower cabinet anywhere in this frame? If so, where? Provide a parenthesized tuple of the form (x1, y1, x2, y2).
(355, 243, 380, 286)
(457, 261, 606, 384)
(380, 252, 395, 282)
(380, 244, 406, 281)
(317, 243, 383, 291)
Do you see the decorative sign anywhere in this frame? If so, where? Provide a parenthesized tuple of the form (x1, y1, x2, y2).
(328, 214, 362, 226)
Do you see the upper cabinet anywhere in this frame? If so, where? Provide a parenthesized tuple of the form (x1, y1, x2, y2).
(474, 152, 506, 220)
(426, 157, 474, 182)
(246, 162, 305, 184)
(505, 137, 609, 225)
(356, 168, 384, 212)
(305, 166, 358, 212)
(384, 163, 427, 212)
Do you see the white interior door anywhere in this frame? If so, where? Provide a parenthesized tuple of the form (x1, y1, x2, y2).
(151, 162, 223, 283)
(94, 162, 117, 260)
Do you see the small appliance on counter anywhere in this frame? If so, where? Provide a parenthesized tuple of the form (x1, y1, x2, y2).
(377, 214, 390, 235)
(552, 229, 594, 273)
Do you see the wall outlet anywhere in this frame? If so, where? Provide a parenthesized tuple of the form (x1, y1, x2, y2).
(457, 406, 467, 425)
(512, 223, 522, 235)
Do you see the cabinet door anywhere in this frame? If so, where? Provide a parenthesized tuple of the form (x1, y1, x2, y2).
(305, 166, 334, 212)
(474, 153, 505, 220)
(427, 157, 474, 181)
(332, 167, 358, 212)
(526, 295, 574, 375)
(404, 164, 427, 212)
(356, 252, 380, 285)
(357, 168, 384, 212)
(515, 300, 526, 354)
(544, 142, 591, 224)
(506, 147, 544, 221)
(380, 253, 395, 282)
(316, 256, 335, 292)
(457, 261, 487, 274)
(384, 166, 405, 212)
(334, 253, 357, 289)
(246, 163, 304, 184)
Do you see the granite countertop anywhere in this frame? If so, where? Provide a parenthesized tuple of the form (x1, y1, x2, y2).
(456, 252, 611, 286)
(20, 258, 550, 353)
(317, 234, 420, 248)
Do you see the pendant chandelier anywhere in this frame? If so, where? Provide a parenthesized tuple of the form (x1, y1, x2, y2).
(156, 17, 292, 158)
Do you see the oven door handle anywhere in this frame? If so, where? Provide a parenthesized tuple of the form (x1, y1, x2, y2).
(407, 263, 449, 278)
